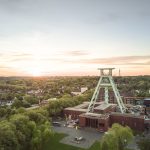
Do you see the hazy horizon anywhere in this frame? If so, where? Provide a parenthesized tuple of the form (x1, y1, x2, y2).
(0, 0, 150, 76)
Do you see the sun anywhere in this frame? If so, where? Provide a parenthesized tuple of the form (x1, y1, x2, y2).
(32, 71, 41, 77)
(28, 68, 42, 77)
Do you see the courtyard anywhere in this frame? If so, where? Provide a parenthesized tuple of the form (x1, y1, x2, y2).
(52, 123, 103, 149)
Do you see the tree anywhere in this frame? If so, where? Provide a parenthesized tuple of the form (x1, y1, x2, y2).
(100, 123, 133, 150)
(22, 99, 31, 108)
(101, 140, 109, 150)
(0, 121, 19, 150)
(30, 117, 52, 150)
(41, 121, 52, 142)
(31, 129, 42, 150)
(16, 107, 26, 114)
(26, 108, 49, 123)
(12, 97, 22, 108)
(23, 95, 38, 105)
(10, 114, 35, 150)
(0, 107, 7, 118)
(101, 131, 118, 150)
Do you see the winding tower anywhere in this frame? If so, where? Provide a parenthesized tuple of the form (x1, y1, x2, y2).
(87, 68, 126, 113)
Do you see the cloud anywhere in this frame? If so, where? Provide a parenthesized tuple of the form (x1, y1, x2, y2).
(86, 13, 122, 25)
(38, 55, 150, 66)
(0, 51, 32, 62)
(64, 50, 89, 56)
(0, 65, 10, 69)
(12, 53, 31, 57)
(75, 55, 150, 65)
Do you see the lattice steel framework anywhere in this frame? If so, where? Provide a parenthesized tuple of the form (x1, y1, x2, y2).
(87, 68, 126, 113)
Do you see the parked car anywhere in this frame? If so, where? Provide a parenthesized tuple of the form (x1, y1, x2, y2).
(52, 121, 61, 126)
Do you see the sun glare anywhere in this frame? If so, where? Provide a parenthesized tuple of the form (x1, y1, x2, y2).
(28, 69, 42, 77)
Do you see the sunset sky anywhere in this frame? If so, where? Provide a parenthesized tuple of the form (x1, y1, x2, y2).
(0, 0, 150, 76)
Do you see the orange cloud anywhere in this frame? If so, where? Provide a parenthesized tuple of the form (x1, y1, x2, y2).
(75, 55, 150, 65)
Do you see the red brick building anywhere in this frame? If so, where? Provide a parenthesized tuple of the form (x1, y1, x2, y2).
(79, 113, 109, 131)
(110, 112, 145, 131)
(64, 101, 146, 132)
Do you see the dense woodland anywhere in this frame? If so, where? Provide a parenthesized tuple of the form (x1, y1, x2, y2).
(0, 76, 150, 150)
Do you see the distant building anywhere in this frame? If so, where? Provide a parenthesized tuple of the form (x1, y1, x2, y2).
(144, 98, 150, 107)
(81, 87, 88, 93)
(0, 100, 14, 106)
(39, 98, 57, 105)
(27, 89, 42, 95)
(71, 87, 88, 96)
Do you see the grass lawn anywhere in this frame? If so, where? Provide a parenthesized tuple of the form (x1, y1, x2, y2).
(43, 133, 100, 150)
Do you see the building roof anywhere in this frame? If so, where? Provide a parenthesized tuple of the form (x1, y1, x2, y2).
(64, 107, 87, 112)
(94, 103, 116, 110)
(74, 102, 89, 109)
(110, 112, 144, 119)
(80, 112, 109, 119)
(144, 98, 150, 101)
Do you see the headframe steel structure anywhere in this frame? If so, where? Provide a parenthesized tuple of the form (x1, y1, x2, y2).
(87, 68, 126, 114)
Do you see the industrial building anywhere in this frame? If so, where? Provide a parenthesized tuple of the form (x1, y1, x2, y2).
(64, 68, 149, 132)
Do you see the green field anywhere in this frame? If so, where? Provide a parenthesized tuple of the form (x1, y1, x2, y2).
(44, 133, 100, 150)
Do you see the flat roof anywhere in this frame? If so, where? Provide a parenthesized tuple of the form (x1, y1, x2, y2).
(64, 107, 87, 112)
(80, 113, 109, 119)
(110, 112, 144, 119)
(94, 103, 116, 110)
(64, 102, 117, 112)
(144, 98, 150, 101)
(94, 103, 111, 110)
(74, 102, 89, 109)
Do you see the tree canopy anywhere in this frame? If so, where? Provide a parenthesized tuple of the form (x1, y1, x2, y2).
(100, 123, 133, 150)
